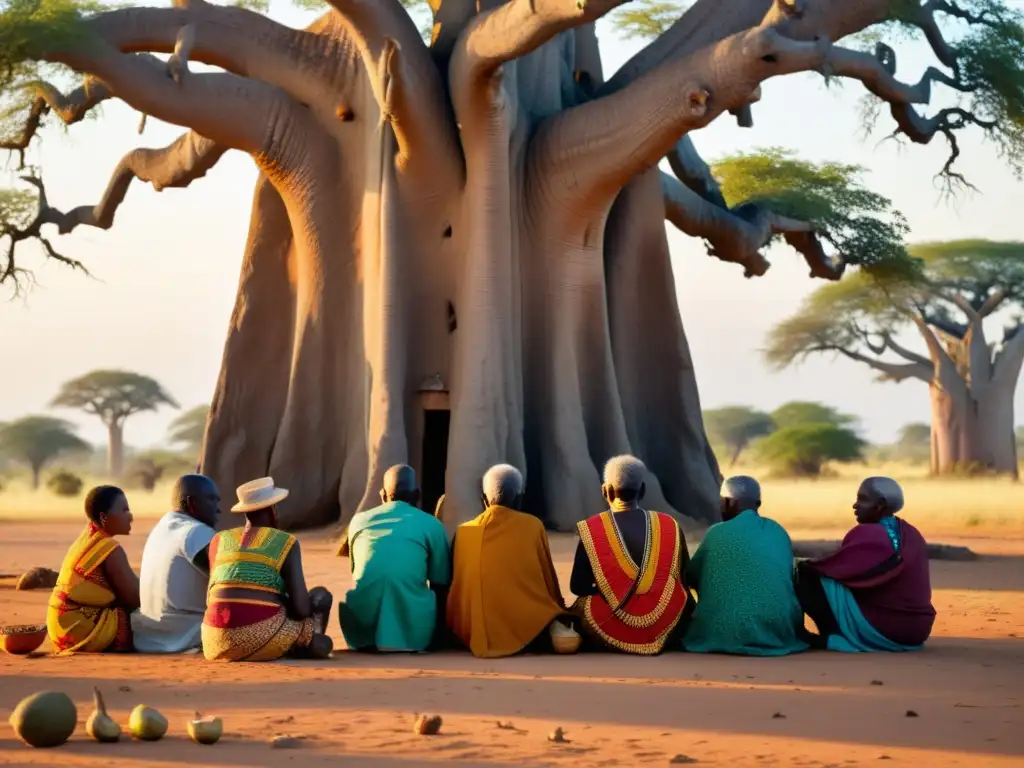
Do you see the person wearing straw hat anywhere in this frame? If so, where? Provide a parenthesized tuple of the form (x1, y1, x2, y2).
(201, 477, 334, 661)
(338, 464, 451, 652)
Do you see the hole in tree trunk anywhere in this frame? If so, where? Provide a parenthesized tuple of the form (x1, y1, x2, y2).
(761, 54, 777, 63)
(421, 408, 450, 519)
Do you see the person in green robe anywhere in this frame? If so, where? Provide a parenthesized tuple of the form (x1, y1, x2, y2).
(681, 476, 808, 656)
(338, 464, 451, 652)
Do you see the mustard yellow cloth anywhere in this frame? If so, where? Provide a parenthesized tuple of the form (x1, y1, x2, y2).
(447, 506, 565, 658)
(47, 525, 131, 654)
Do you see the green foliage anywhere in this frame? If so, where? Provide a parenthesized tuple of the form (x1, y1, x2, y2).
(0, 186, 34, 230)
(953, 6, 1024, 176)
(0, 415, 88, 486)
(51, 369, 178, 425)
(167, 404, 208, 454)
(754, 422, 866, 477)
(46, 467, 82, 495)
(770, 401, 857, 430)
(703, 406, 775, 466)
(612, 0, 687, 41)
(127, 449, 194, 491)
(712, 149, 911, 271)
(765, 239, 1024, 369)
(0, 0, 102, 92)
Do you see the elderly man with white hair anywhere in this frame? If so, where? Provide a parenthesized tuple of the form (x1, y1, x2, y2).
(337, 464, 451, 653)
(681, 476, 808, 656)
(795, 476, 935, 652)
(568, 455, 692, 655)
(446, 464, 573, 657)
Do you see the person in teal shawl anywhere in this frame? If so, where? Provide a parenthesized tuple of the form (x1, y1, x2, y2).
(681, 476, 808, 656)
(338, 464, 451, 652)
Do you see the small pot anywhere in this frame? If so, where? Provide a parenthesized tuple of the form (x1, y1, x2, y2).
(0, 624, 47, 655)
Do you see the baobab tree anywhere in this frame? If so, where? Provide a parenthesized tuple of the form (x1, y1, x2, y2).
(767, 240, 1024, 476)
(1, 0, 1022, 528)
(51, 369, 178, 478)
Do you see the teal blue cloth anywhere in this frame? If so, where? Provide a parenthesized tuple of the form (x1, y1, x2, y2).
(821, 576, 923, 653)
(682, 511, 808, 656)
(339, 501, 451, 652)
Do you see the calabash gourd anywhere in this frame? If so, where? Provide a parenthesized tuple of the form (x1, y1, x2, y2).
(9, 691, 77, 748)
(186, 712, 223, 745)
(128, 705, 168, 741)
(85, 687, 121, 742)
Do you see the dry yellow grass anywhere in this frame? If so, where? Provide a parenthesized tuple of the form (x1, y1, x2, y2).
(1, 463, 1022, 540)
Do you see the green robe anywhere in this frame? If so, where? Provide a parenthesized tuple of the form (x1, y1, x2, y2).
(339, 501, 451, 652)
(682, 510, 808, 656)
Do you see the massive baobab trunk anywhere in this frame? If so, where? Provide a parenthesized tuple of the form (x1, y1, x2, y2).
(926, 319, 1024, 477)
(19, 0, 970, 526)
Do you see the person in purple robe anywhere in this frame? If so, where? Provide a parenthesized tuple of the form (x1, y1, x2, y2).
(795, 477, 935, 652)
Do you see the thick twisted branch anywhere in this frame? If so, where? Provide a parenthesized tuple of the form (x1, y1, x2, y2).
(327, 0, 462, 180)
(836, 347, 933, 382)
(88, 4, 349, 119)
(49, 131, 227, 235)
(450, 0, 626, 125)
(0, 79, 112, 168)
(665, 136, 727, 208)
(992, 324, 1024, 388)
(50, 41, 291, 157)
(661, 171, 844, 280)
(534, 14, 831, 216)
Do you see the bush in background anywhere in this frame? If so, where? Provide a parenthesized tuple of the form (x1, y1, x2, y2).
(46, 470, 84, 497)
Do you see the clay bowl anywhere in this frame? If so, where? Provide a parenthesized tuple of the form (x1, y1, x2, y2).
(0, 624, 47, 655)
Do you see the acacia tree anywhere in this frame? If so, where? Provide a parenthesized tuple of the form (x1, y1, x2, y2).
(703, 406, 775, 466)
(51, 369, 178, 478)
(0, 415, 89, 488)
(2, 0, 1022, 528)
(767, 240, 1024, 476)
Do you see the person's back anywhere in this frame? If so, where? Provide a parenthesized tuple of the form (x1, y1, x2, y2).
(342, 499, 450, 652)
(683, 511, 807, 656)
(448, 505, 565, 657)
(133, 510, 214, 652)
(851, 520, 935, 646)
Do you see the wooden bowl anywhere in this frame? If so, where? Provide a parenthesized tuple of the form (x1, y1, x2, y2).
(0, 624, 47, 655)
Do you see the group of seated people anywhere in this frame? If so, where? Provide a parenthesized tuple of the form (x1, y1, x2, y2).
(46, 454, 935, 661)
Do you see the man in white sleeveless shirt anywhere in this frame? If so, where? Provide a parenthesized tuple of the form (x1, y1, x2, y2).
(131, 474, 220, 652)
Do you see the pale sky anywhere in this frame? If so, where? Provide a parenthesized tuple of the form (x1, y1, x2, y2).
(2, 4, 1023, 450)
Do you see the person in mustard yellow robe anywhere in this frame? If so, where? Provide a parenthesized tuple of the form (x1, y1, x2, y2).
(446, 464, 575, 658)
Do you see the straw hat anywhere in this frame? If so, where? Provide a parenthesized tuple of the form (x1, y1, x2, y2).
(230, 477, 289, 513)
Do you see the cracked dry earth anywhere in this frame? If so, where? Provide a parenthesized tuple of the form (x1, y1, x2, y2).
(1, 519, 1022, 767)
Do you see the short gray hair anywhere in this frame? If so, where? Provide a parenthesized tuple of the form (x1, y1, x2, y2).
(720, 475, 761, 507)
(171, 474, 215, 512)
(383, 464, 417, 496)
(862, 476, 905, 513)
(482, 464, 524, 506)
(603, 455, 646, 493)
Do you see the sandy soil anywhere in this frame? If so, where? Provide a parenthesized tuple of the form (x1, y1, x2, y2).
(1, 520, 1022, 767)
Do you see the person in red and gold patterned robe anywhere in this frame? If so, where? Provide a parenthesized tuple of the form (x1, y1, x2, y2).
(569, 455, 693, 655)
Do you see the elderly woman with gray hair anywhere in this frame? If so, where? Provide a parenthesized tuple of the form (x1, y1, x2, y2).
(795, 477, 935, 652)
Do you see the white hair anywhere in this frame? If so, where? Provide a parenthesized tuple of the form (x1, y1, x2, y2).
(482, 464, 524, 506)
(603, 455, 647, 493)
(720, 475, 761, 506)
(863, 476, 905, 513)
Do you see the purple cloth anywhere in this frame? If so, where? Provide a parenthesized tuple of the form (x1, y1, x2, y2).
(808, 519, 935, 646)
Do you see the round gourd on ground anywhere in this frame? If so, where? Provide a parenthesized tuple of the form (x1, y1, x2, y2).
(129, 705, 168, 741)
(9, 691, 78, 748)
